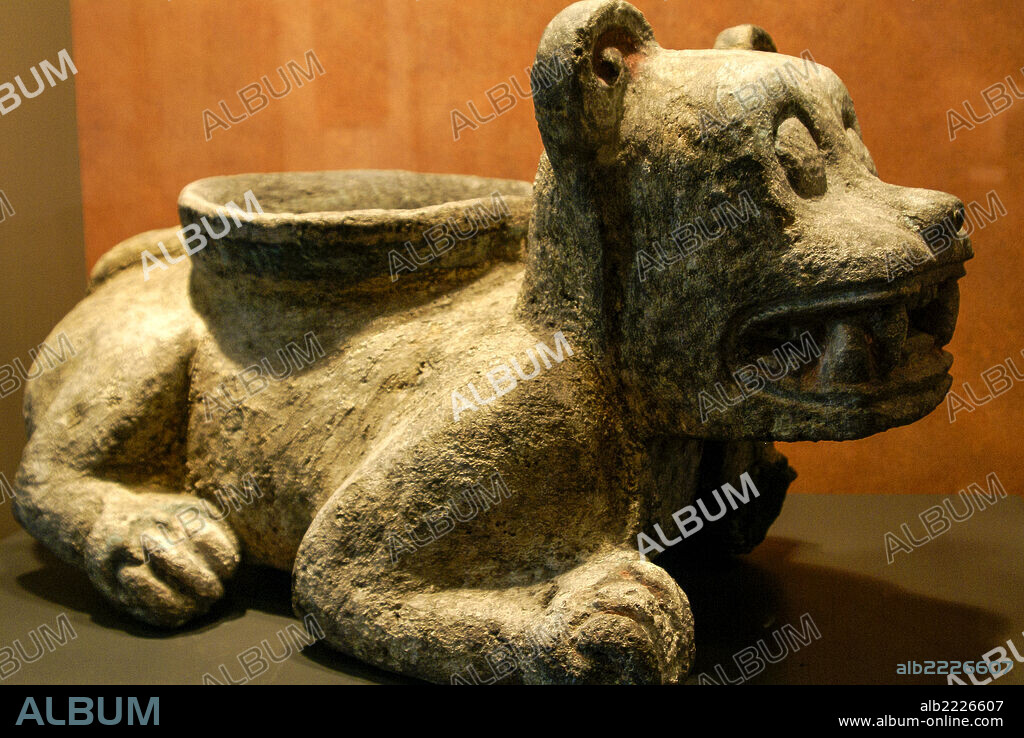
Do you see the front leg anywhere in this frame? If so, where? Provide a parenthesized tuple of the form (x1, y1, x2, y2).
(291, 361, 697, 683)
(653, 440, 795, 558)
(293, 474, 694, 684)
(528, 549, 695, 684)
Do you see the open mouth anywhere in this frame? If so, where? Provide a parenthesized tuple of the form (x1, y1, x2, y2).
(728, 263, 966, 405)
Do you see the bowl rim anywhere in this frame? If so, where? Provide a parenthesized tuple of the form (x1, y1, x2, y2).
(177, 169, 533, 245)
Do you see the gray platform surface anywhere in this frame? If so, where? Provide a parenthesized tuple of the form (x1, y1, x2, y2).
(1, 493, 1021, 685)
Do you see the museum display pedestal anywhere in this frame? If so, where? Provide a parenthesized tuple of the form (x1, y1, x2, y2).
(3, 492, 1020, 686)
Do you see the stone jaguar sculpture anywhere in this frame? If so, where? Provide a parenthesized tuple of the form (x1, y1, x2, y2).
(13, 0, 971, 684)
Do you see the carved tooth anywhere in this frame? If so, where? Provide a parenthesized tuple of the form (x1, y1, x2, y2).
(916, 280, 960, 348)
(911, 284, 925, 310)
(818, 320, 873, 386)
(870, 304, 909, 376)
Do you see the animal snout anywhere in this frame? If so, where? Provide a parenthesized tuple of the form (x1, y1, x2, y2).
(919, 197, 968, 251)
(894, 189, 973, 268)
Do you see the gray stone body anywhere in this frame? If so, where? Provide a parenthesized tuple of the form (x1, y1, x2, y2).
(13, 1, 971, 683)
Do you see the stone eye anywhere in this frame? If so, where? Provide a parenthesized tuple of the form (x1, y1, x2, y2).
(775, 116, 827, 198)
(845, 127, 878, 176)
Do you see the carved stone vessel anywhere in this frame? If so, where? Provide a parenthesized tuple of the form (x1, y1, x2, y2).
(13, 0, 971, 683)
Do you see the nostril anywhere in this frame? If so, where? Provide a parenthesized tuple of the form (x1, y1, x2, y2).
(951, 203, 966, 234)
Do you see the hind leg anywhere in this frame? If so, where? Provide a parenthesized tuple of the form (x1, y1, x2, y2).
(14, 238, 240, 627)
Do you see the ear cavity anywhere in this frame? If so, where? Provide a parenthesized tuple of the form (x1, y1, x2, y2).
(532, 1, 656, 171)
(714, 24, 778, 52)
(593, 28, 640, 85)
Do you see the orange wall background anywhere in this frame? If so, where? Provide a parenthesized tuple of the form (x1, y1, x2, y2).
(69, 0, 1022, 497)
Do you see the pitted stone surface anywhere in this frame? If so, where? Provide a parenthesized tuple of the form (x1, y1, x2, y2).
(13, 1, 970, 683)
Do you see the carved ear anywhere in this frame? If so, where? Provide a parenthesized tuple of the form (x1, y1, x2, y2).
(713, 24, 777, 52)
(532, 0, 656, 171)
